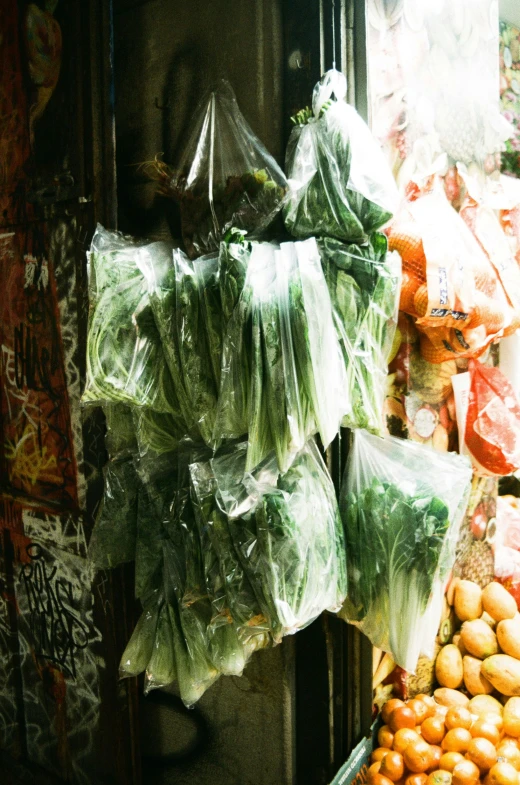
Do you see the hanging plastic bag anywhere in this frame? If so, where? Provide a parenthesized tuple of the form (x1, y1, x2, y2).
(119, 599, 161, 679)
(463, 361, 520, 477)
(218, 228, 252, 324)
(214, 238, 346, 472)
(190, 459, 271, 660)
(194, 254, 223, 388)
(318, 234, 401, 434)
(88, 405, 139, 571)
(212, 439, 348, 644)
(284, 69, 398, 243)
(339, 430, 471, 673)
(83, 226, 179, 412)
(155, 81, 288, 259)
(494, 496, 520, 610)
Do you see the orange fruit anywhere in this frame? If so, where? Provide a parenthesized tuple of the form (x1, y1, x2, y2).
(371, 775, 395, 785)
(488, 716, 505, 733)
(422, 717, 447, 745)
(416, 695, 437, 714)
(497, 740, 520, 771)
(487, 761, 519, 785)
(427, 772, 453, 785)
(467, 737, 498, 772)
(390, 707, 418, 732)
(369, 762, 382, 779)
(379, 726, 396, 749)
(428, 745, 443, 772)
(440, 752, 465, 772)
(470, 721, 501, 746)
(409, 700, 431, 725)
(441, 728, 472, 754)
(380, 752, 405, 782)
(446, 708, 473, 732)
(394, 729, 422, 754)
(383, 700, 406, 724)
(372, 748, 391, 763)
(404, 740, 433, 773)
(405, 775, 428, 785)
(451, 760, 480, 785)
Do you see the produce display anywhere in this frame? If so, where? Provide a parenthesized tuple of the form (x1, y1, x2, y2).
(373, 691, 520, 785)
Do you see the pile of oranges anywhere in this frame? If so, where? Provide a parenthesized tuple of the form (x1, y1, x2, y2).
(370, 695, 520, 785)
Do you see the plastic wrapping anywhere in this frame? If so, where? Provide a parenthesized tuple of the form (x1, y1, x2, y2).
(284, 69, 398, 243)
(212, 439, 348, 644)
(464, 361, 520, 477)
(194, 255, 223, 387)
(214, 238, 346, 472)
(319, 235, 401, 434)
(119, 601, 160, 679)
(190, 458, 270, 661)
(218, 229, 251, 323)
(83, 226, 179, 412)
(167, 80, 288, 259)
(145, 600, 177, 692)
(494, 496, 520, 609)
(88, 405, 139, 570)
(340, 430, 471, 673)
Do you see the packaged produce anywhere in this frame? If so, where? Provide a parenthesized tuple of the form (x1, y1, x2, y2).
(194, 254, 224, 387)
(119, 601, 160, 679)
(212, 439, 347, 644)
(340, 430, 472, 673)
(214, 238, 347, 472)
(82, 225, 179, 412)
(190, 458, 270, 660)
(140, 245, 218, 446)
(463, 361, 520, 477)
(494, 495, 520, 608)
(284, 69, 397, 242)
(318, 233, 401, 434)
(218, 228, 252, 323)
(88, 405, 139, 570)
(148, 81, 288, 259)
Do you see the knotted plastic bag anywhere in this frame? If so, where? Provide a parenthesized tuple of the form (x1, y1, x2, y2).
(167, 81, 288, 259)
(284, 69, 398, 242)
(339, 429, 471, 673)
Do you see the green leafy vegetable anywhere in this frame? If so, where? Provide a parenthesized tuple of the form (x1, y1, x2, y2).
(218, 229, 251, 323)
(318, 235, 401, 434)
(340, 430, 472, 672)
(120, 602, 160, 679)
(145, 601, 177, 691)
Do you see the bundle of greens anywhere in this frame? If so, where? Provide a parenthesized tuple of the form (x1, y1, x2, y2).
(318, 234, 401, 434)
(83, 227, 179, 412)
(214, 239, 346, 473)
(194, 255, 224, 387)
(212, 439, 348, 644)
(88, 405, 139, 570)
(190, 459, 270, 663)
(148, 81, 288, 259)
(218, 228, 251, 323)
(119, 600, 160, 679)
(340, 430, 472, 673)
(284, 69, 397, 243)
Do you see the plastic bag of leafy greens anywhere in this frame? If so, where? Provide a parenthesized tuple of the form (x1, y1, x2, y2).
(284, 69, 398, 243)
(133, 408, 185, 459)
(155, 81, 288, 259)
(339, 430, 472, 673)
(173, 249, 219, 445)
(189, 461, 247, 676)
(190, 458, 269, 666)
(218, 228, 252, 324)
(212, 439, 348, 644)
(194, 254, 223, 388)
(318, 234, 401, 434)
(120, 597, 160, 679)
(145, 600, 178, 692)
(83, 229, 179, 413)
(161, 531, 219, 706)
(88, 404, 140, 570)
(286, 238, 348, 449)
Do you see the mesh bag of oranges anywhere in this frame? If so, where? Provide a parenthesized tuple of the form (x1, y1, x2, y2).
(387, 179, 518, 364)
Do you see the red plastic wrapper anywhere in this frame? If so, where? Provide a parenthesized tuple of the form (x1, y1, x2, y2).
(464, 361, 520, 477)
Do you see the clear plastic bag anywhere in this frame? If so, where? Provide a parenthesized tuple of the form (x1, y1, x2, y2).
(194, 254, 223, 388)
(212, 439, 348, 644)
(218, 229, 252, 323)
(119, 600, 160, 679)
(284, 69, 398, 243)
(144, 600, 178, 692)
(167, 80, 288, 259)
(339, 430, 472, 673)
(318, 234, 401, 434)
(214, 238, 346, 472)
(83, 226, 179, 412)
(190, 458, 270, 662)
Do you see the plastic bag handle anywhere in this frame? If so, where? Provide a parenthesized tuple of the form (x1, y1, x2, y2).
(312, 68, 347, 117)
